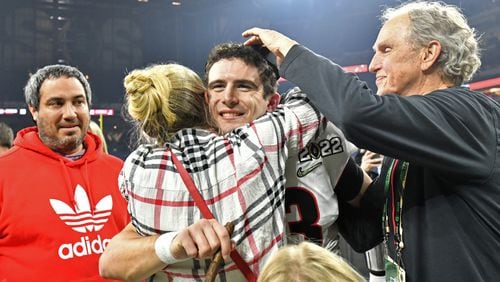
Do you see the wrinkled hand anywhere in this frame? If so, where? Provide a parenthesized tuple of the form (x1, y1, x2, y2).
(242, 27, 298, 66)
(170, 219, 234, 262)
(360, 150, 383, 173)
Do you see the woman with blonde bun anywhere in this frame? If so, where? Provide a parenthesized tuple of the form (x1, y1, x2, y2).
(100, 59, 326, 282)
(124, 63, 213, 145)
(258, 241, 366, 282)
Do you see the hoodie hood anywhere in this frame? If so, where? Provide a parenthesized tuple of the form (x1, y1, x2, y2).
(13, 126, 106, 208)
(14, 126, 104, 165)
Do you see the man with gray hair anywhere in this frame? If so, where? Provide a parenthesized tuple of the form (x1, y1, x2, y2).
(243, 1, 499, 281)
(0, 64, 129, 280)
(0, 122, 14, 155)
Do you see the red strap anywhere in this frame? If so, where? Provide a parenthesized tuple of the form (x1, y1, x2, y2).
(230, 252, 257, 282)
(171, 151, 213, 219)
(170, 150, 257, 282)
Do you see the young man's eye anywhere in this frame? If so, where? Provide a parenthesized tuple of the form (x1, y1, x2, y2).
(210, 84, 225, 91)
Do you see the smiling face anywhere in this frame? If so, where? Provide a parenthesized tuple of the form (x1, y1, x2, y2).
(29, 76, 90, 155)
(206, 58, 279, 134)
(369, 14, 424, 96)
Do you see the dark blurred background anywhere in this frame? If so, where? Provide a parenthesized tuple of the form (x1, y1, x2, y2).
(1, 0, 499, 158)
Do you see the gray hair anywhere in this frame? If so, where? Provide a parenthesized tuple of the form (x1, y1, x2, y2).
(24, 64, 92, 109)
(381, 1, 481, 86)
(0, 122, 14, 148)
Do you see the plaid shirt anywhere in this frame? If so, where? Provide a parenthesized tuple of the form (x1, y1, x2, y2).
(119, 89, 325, 281)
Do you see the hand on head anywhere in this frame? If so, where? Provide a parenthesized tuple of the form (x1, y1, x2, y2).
(242, 28, 298, 66)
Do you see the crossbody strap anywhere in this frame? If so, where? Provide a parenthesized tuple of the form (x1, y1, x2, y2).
(170, 150, 257, 282)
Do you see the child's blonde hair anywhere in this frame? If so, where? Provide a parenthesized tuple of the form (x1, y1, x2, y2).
(258, 241, 366, 282)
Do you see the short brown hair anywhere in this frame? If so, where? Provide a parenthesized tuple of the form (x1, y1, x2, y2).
(205, 43, 278, 98)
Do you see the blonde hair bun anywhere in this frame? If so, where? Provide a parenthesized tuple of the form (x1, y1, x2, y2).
(124, 63, 209, 145)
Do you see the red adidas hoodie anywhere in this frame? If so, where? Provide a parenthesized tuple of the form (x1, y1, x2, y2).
(0, 126, 129, 281)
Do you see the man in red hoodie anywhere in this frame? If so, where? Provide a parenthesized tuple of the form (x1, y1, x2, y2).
(0, 64, 129, 281)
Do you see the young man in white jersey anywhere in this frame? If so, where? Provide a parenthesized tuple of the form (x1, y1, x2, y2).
(204, 43, 385, 281)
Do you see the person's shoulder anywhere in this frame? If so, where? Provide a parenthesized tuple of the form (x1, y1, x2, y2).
(279, 87, 322, 117)
(280, 87, 309, 103)
(431, 86, 481, 98)
(0, 146, 23, 164)
(0, 147, 29, 183)
(171, 128, 218, 146)
(99, 153, 124, 166)
(429, 87, 497, 108)
(124, 144, 156, 162)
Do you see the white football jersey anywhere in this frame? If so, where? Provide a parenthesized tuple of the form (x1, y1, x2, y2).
(284, 121, 350, 252)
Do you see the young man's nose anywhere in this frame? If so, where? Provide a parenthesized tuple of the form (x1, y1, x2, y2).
(222, 88, 239, 106)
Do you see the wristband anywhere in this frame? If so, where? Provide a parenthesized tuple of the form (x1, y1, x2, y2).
(154, 231, 187, 265)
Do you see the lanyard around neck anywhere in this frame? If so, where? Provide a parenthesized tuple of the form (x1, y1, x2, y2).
(383, 159, 409, 253)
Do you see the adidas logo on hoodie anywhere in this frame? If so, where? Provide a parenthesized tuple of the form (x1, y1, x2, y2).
(49, 185, 113, 259)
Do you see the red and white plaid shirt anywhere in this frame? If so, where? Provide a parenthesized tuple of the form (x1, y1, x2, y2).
(119, 89, 326, 281)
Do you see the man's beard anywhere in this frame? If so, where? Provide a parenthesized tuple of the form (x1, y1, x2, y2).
(39, 132, 85, 155)
(37, 119, 87, 155)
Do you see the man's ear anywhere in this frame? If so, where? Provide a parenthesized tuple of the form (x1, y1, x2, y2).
(28, 106, 38, 122)
(421, 40, 441, 72)
(266, 93, 281, 112)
